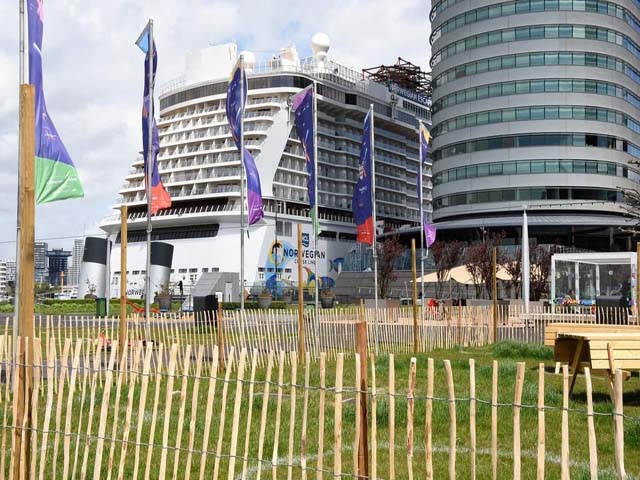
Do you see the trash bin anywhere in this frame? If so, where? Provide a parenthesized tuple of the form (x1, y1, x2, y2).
(96, 298, 107, 317)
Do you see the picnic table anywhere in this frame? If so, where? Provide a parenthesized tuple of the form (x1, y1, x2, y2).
(545, 323, 640, 395)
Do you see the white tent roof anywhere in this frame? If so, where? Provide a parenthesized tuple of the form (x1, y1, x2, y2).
(552, 252, 637, 265)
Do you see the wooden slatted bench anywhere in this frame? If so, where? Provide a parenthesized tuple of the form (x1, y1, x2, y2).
(545, 324, 640, 395)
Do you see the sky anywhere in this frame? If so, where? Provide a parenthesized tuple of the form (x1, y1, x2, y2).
(0, 0, 432, 259)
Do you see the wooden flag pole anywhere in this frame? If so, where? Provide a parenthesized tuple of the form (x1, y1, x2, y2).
(492, 247, 498, 343)
(119, 205, 128, 358)
(411, 238, 419, 354)
(297, 224, 305, 362)
(356, 300, 369, 478)
(15, 83, 36, 480)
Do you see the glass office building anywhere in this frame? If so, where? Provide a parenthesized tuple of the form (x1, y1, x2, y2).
(430, 0, 640, 249)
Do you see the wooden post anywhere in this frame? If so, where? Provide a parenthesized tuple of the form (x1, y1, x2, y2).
(217, 300, 225, 370)
(492, 247, 498, 343)
(119, 205, 128, 359)
(297, 224, 305, 362)
(356, 301, 369, 478)
(411, 238, 419, 353)
(14, 84, 36, 480)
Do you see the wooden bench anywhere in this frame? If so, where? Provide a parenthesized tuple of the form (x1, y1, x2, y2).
(545, 324, 640, 395)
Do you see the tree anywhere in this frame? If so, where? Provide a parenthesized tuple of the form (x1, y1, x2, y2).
(504, 247, 522, 299)
(621, 167, 640, 232)
(464, 232, 506, 299)
(529, 241, 555, 301)
(376, 235, 405, 299)
(431, 240, 464, 298)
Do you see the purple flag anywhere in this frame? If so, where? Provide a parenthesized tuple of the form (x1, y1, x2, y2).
(28, 0, 83, 203)
(417, 121, 431, 203)
(226, 59, 264, 225)
(424, 218, 436, 247)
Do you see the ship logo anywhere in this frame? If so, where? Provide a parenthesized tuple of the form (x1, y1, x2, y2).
(302, 233, 310, 248)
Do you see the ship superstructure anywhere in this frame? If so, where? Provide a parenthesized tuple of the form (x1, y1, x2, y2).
(99, 35, 432, 298)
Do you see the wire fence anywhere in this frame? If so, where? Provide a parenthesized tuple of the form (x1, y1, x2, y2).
(0, 334, 636, 479)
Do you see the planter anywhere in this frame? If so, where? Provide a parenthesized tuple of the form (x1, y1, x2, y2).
(320, 292, 335, 309)
(281, 293, 293, 304)
(156, 294, 172, 312)
(257, 295, 272, 309)
(84, 293, 97, 300)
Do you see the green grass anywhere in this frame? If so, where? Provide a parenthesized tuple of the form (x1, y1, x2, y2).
(3, 341, 640, 479)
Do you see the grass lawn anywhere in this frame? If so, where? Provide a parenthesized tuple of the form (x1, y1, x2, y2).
(3, 341, 640, 479)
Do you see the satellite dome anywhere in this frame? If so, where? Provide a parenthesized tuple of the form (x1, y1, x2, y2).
(239, 50, 256, 70)
(311, 33, 330, 57)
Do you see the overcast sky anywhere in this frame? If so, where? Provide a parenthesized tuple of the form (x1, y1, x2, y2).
(0, 0, 432, 259)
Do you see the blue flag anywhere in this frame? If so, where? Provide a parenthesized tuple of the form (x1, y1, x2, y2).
(226, 59, 264, 225)
(28, 0, 83, 203)
(292, 84, 320, 234)
(352, 110, 374, 245)
(136, 24, 171, 215)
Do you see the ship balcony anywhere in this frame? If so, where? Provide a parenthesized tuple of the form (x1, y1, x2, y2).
(159, 113, 275, 139)
(156, 141, 262, 162)
(159, 97, 284, 121)
(112, 185, 241, 209)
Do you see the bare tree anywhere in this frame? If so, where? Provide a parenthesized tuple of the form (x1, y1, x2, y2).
(376, 235, 405, 299)
(622, 185, 640, 232)
(529, 241, 555, 301)
(431, 240, 464, 298)
(464, 232, 506, 299)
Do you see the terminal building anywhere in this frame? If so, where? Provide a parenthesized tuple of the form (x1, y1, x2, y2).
(429, 0, 640, 250)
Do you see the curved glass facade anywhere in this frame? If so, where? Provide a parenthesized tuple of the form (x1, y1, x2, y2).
(430, 0, 640, 222)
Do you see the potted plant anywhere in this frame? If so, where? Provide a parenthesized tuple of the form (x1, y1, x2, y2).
(281, 287, 293, 304)
(257, 288, 273, 309)
(320, 288, 335, 308)
(155, 283, 172, 312)
(84, 280, 97, 300)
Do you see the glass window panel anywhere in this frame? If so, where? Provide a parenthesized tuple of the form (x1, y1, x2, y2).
(545, 25, 559, 38)
(531, 160, 545, 173)
(502, 189, 517, 201)
(502, 55, 516, 68)
(530, 26, 544, 39)
(560, 160, 572, 173)
(516, 80, 529, 93)
(466, 165, 477, 177)
(489, 31, 502, 44)
(558, 52, 572, 65)
(597, 162, 609, 174)
(545, 106, 559, 119)
(466, 89, 477, 101)
(559, 107, 572, 119)
(502, 82, 516, 95)
(516, 108, 530, 120)
(477, 191, 490, 203)
(477, 164, 490, 176)
(559, 80, 573, 92)
(546, 160, 560, 172)
(517, 162, 531, 174)
(489, 84, 502, 97)
(502, 29, 516, 42)
(489, 190, 501, 202)
(516, 54, 530, 67)
(573, 160, 586, 173)
(545, 52, 559, 64)
(530, 79, 545, 92)
(489, 163, 502, 175)
(503, 162, 517, 174)
(477, 85, 489, 98)
(477, 112, 489, 124)
(502, 109, 516, 122)
(516, 27, 530, 40)
(489, 57, 502, 70)
(530, 53, 545, 66)
(586, 161, 598, 173)
(545, 80, 559, 92)
(531, 107, 545, 119)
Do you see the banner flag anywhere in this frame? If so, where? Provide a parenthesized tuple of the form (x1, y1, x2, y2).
(28, 0, 84, 203)
(292, 84, 320, 234)
(352, 110, 374, 245)
(424, 216, 436, 247)
(417, 121, 431, 203)
(137, 25, 171, 215)
(226, 59, 264, 225)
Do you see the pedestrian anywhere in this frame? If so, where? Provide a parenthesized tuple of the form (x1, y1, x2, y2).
(178, 278, 184, 297)
(212, 294, 219, 327)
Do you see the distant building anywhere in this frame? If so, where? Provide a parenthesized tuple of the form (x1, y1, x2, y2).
(35, 242, 48, 284)
(47, 248, 71, 286)
(0, 260, 7, 299)
(5, 261, 16, 283)
(68, 238, 84, 286)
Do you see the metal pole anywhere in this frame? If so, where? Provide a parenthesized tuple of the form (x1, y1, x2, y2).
(418, 122, 425, 321)
(492, 246, 498, 342)
(522, 206, 530, 313)
(239, 54, 246, 310)
(370, 104, 379, 354)
(313, 81, 320, 352)
(636, 241, 640, 320)
(144, 19, 154, 333)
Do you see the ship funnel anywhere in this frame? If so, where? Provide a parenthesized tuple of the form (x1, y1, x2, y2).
(78, 237, 108, 298)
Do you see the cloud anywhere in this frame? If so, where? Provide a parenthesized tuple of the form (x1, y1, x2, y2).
(0, 0, 432, 258)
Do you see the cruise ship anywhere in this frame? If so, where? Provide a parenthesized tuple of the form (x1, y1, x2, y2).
(98, 34, 432, 299)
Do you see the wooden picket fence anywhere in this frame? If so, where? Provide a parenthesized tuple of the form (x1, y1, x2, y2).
(4, 305, 634, 367)
(0, 335, 635, 479)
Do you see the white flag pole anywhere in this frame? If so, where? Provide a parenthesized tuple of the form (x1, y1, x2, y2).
(144, 19, 154, 337)
(370, 104, 379, 354)
(418, 122, 426, 321)
(522, 205, 530, 313)
(313, 81, 320, 353)
(239, 54, 246, 311)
